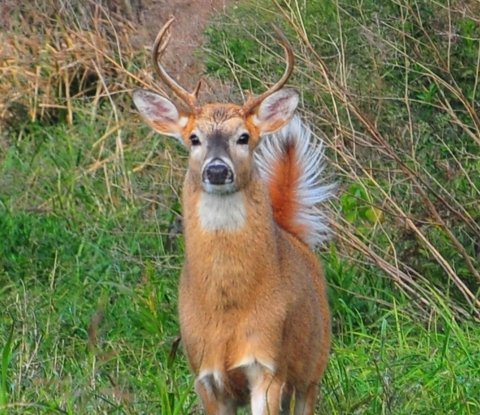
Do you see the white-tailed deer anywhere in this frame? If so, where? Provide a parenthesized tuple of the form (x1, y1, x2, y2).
(133, 17, 333, 415)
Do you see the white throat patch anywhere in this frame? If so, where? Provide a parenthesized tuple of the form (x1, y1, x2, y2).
(197, 192, 246, 231)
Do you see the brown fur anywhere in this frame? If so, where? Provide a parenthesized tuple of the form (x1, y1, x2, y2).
(133, 90, 331, 415)
(268, 141, 308, 240)
(181, 107, 329, 415)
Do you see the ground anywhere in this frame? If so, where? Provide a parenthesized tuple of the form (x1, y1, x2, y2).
(0, 0, 237, 103)
(130, 0, 238, 98)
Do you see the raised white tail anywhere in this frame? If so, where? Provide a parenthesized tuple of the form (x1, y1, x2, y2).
(256, 116, 334, 247)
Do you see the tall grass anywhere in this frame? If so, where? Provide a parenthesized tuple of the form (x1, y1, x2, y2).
(0, 0, 479, 413)
(205, 0, 480, 320)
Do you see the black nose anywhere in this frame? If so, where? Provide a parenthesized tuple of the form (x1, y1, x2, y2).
(203, 159, 233, 185)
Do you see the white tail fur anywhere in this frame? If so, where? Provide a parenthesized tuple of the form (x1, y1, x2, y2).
(256, 117, 334, 247)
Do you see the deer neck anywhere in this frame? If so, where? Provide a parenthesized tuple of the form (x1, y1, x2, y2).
(181, 174, 279, 290)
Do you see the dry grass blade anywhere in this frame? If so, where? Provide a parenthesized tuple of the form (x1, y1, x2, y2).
(270, 0, 480, 318)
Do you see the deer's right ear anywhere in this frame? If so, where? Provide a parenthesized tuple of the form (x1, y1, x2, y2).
(132, 89, 189, 144)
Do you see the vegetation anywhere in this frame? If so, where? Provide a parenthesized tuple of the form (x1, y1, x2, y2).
(0, 0, 479, 414)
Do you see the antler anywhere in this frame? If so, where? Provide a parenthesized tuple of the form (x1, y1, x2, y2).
(241, 24, 295, 115)
(152, 17, 202, 114)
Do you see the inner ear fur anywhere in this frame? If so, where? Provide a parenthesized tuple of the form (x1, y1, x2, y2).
(250, 88, 299, 135)
(132, 89, 189, 142)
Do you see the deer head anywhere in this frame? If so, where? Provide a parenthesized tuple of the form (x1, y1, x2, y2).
(132, 17, 299, 195)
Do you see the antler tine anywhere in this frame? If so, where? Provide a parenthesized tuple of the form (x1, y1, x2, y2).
(152, 17, 201, 113)
(241, 24, 295, 115)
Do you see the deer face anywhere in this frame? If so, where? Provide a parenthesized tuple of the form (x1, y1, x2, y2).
(132, 17, 298, 195)
(133, 90, 299, 195)
(185, 104, 255, 195)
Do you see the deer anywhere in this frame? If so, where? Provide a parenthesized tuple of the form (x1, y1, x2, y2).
(132, 17, 333, 415)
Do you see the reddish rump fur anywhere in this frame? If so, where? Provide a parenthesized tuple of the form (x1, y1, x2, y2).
(268, 141, 307, 240)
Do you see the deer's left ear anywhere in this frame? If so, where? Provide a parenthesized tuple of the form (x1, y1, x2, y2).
(251, 88, 299, 135)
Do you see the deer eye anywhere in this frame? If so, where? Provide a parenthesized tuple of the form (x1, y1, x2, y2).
(237, 133, 250, 145)
(190, 134, 201, 146)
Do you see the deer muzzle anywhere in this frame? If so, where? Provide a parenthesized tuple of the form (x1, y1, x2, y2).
(202, 158, 235, 193)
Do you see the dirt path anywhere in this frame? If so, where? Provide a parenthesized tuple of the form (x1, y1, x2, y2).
(133, 0, 238, 98)
(0, 0, 238, 107)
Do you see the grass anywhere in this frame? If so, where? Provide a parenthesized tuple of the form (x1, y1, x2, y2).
(1, 0, 479, 413)
(0, 117, 191, 413)
(1, 242, 479, 414)
(204, 0, 480, 314)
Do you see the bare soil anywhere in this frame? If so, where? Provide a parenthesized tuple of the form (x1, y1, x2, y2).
(132, 0, 238, 99)
(0, 0, 238, 101)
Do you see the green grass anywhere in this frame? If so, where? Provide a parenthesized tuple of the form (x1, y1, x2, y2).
(204, 0, 480, 312)
(0, 115, 194, 414)
(1, 0, 479, 413)
(200, 0, 480, 412)
(1, 229, 479, 414)
(0, 111, 478, 414)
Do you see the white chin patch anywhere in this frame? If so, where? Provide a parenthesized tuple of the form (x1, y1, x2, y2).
(198, 192, 246, 231)
(202, 182, 236, 195)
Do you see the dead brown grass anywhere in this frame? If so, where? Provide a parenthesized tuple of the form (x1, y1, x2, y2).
(268, 0, 480, 319)
(0, 1, 154, 128)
